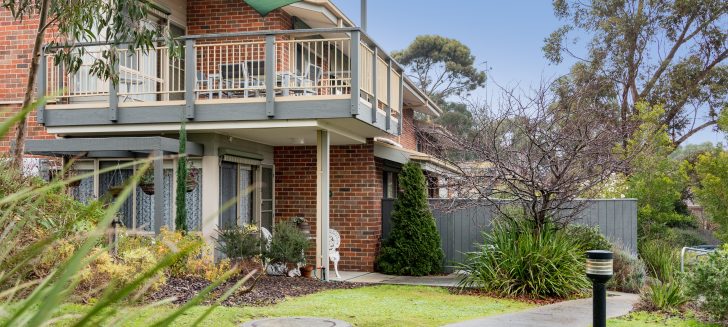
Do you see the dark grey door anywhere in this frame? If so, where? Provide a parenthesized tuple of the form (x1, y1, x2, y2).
(219, 161, 238, 228)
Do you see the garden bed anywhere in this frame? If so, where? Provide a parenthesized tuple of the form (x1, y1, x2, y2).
(147, 275, 363, 306)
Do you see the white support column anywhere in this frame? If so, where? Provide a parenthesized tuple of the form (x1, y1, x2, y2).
(153, 150, 164, 234)
(316, 130, 330, 281)
(201, 155, 220, 256)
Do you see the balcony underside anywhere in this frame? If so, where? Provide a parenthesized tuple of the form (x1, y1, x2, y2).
(44, 97, 397, 141)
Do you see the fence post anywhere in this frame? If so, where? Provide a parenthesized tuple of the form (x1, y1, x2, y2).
(109, 46, 119, 122)
(37, 47, 46, 124)
(185, 39, 196, 120)
(265, 35, 275, 118)
(350, 31, 360, 116)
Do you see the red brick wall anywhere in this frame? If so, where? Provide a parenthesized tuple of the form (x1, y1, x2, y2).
(380, 107, 417, 151)
(187, 0, 292, 35)
(274, 141, 382, 272)
(0, 10, 55, 154)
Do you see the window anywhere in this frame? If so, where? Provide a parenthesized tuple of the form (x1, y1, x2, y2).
(219, 160, 272, 230)
(383, 171, 398, 199)
(68, 158, 202, 232)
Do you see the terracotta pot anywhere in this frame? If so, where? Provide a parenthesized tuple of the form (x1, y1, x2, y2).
(300, 265, 314, 278)
(140, 183, 155, 195)
(185, 175, 198, 192)
(67, 178, 82, 187)
(108, 186, 124, 197)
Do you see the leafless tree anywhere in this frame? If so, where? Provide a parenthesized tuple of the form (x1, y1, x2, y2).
(426, 80, 641, 231)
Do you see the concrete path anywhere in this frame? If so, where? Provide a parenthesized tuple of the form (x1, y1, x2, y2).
(444, 292, 640, 327)
(334, 271, 463, 287)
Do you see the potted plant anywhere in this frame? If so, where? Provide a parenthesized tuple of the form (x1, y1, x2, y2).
(139, 169, 155, 195)
(291, 216, 310, 239)
(185, 165, 199, 192)
(263, 221, 309, 276)
(300, 263, 314, 278)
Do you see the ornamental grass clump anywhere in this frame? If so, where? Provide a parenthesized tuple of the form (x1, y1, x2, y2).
(376, 162, 443, 276)
(458, 218, 590, 299)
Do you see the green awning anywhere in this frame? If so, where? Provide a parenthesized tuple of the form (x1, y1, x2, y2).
(244, 0, 303, 16)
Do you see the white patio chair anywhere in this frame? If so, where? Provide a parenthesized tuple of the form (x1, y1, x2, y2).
(329, 228, 341, 278)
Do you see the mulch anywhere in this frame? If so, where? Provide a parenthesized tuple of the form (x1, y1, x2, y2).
(147, 274, 363, 307)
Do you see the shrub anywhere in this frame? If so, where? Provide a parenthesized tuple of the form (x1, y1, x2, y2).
(694, 151, 728, 242)
(607, 245, 647, 293)
(215, 225, 262, 261)
(640, 280, 689, 312)
(264, 221, 309, 266)
(565, 224, 612, 252)
(154, 228, 205, 277)
(186, 255, 232, 282)
(685, 244, 728, 321)
(639, 240, 679, 283)
(76, 246, 166, 302)
(458, 219, 590, 299)
(377, 162, 443, 276)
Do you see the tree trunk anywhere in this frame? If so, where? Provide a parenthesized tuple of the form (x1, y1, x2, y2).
(11, 0, 50, 169)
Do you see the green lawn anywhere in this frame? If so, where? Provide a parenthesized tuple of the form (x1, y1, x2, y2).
(54, 285, 533, 327)
(607, 312, 719, 327)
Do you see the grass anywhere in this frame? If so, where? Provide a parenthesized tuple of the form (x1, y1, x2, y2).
(607, 312, 719, 327)
(53, 285, 533, 327)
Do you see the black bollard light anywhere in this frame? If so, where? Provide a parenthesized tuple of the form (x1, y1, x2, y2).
(586, 250, 613, 327)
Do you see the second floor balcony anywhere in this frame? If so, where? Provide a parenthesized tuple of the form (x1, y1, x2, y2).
(37, 28, 437, 136)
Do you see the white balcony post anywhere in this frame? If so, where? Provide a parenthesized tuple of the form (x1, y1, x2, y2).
(153, 150, 164, 234)
(265, 35, 276, 117)
(386, 58, 392, 131)
(350, 31, 361, 116)
(371, 46, 378, 123)
(316, 129, 330, 281)
(185, 39, 196, 119)
(37, 47, 46, 124)
(398, 72, 404, 135)
(109, 46, 119, 122)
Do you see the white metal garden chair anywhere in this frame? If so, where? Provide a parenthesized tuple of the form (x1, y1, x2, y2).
(329, 228, 341, 278)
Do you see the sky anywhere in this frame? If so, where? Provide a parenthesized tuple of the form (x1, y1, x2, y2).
(332, 0, 725, 145)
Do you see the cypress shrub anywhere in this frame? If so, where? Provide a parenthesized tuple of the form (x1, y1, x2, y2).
(175, 120, 188, 232)
(377, 162, 443, 276)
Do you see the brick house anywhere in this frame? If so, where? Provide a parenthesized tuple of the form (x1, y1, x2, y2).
(0, 0, 454, 276)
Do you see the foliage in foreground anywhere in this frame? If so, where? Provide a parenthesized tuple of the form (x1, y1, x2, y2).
(377, 162, 443, 276)
(0, 103, 244, 327)
(685, 244, 728, 322)
(458, 218, 590, 299)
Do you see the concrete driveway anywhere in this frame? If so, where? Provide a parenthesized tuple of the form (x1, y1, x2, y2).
(443, 292, 640, 327)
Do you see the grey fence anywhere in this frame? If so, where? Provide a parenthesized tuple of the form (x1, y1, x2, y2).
(381, 199, 638, 272)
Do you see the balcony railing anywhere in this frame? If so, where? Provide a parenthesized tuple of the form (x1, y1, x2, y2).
(39, 28, 404, 132)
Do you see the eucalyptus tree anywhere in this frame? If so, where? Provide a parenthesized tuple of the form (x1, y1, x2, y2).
(393, 35, 486, 102)
(2, 0, 176, 168)
(544, 0, 727, 147)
